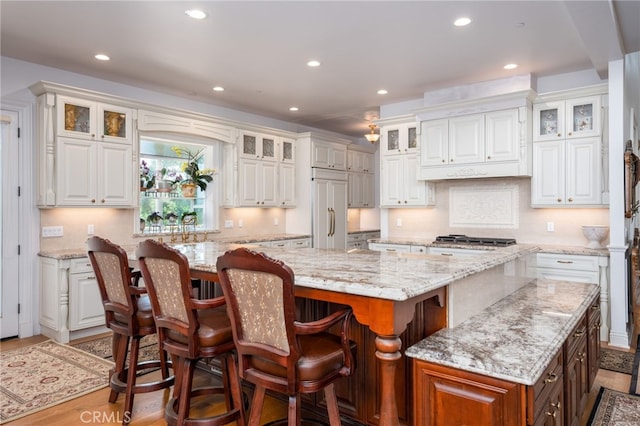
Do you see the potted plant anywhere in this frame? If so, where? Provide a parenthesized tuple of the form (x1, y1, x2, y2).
(172, 147, 216, 197)
(155, 168, 183, 193)
(139, 160, 155, 191)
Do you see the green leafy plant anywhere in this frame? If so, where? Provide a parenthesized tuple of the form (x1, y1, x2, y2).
(172, 147, 216, 191)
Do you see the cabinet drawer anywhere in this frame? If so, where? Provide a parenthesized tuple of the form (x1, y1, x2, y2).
(587, 296, 601, 327)
(527, 351, 562, 406)
(536, 253, 600, 271)
(368, 243, 411, 253)
(565, 314, 588, 357)
(70, 257, 94, 274)
(348, 233, 366, 243)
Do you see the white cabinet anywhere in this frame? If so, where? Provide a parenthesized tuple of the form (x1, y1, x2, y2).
(419, 108, 528, 180)
(68, 258, 104, 330)
(34, 91, 136, 207)
(347, 147, 375, 208)
(238, 158, 278, 206)
(368, 242, 427, 253)
(530, 252, 609, 341)
(266, 237, 311, 249)
(56, 137, 133, 206)
(533, 96, 602, 141)
(39, 256, 108, 343)
(531, 138, 602, 206)
(381, 154, 434, 207)
(57, 95, 133, 143)
(381, 122, 418, 155)
(531, 90, 607, 207)
(233, 131, 296, 207)
(312, 140, 347, 170)
(426, 247, 486, 256)
(347, 231, 380, 250)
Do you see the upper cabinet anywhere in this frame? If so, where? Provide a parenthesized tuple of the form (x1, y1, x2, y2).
(57, 95, 133, 143)
(415, 90, 535, 181)
(311, 140, 347, 170)
(533, 95, 602, 141)
(531, 86, 608, 207)
(347, 147, 375, 208)
(379, 118, 435, 208)
(381, 123, 418, 156)
(33, 88, 136, 208)
(239, 131, 277, 162)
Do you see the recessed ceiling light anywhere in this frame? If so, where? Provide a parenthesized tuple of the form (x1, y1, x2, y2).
(307, 60, 320, 67)
(185, 9, 207, 20)
(504, 63, 518, 70)
(289, 107, 299, 112)
(454, 17, 471, 27)
(377, 89, 388, 95)
(94, 54, 110, 61)
(212, 86, 224, 92)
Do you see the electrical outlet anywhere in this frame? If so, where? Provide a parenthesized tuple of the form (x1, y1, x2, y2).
(42, 226, 63, 237)
(274, 217, 279, 226)
(238, 219, 243, 228)
(396, 218, 403, 227)
(224, 220, 233, 228)
(547, 222, 555, 232)
(87, 224, 95, 235)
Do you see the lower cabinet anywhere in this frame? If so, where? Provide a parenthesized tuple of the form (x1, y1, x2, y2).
(39, 256, 107, 343)
(412, 310, 598, 426)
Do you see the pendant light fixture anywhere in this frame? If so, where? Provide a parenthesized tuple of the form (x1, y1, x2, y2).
(365, 124, 380, 143)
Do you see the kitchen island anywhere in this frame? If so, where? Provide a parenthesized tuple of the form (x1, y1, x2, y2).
(138, 241, 539, 425)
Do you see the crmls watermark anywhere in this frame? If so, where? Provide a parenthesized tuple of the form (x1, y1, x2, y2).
(80, 411, 131, 424)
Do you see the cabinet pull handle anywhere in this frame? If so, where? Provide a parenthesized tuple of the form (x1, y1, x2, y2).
(440, 253, 454, 256)
(557, 133, 562, 137)
(545, 410, 557, 419)
(568, 197, 573, 202)
(544, 373, 558, 383)
(91, 199, 96, 203)
(550, 401, 561, 410)
(487, 156, 491, 159)
(385, 248, 397, 252)
(574, 329, 586, 337)
(557, 198, 562, 202)
(87, 276, 96, 280)
(557, 260, 573, 264)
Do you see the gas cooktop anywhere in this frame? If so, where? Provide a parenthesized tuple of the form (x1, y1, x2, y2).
(434, 234, 517, 247)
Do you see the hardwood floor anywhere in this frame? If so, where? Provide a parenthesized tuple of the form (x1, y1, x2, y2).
(2, 334, 637, 425)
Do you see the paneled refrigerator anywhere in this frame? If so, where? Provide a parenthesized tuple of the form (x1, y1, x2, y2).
(312, 168, 347, 249)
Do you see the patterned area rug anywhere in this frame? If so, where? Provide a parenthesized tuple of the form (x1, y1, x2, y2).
(600, 347, 636, 374)
(72, 334, 158, 363)
(0, 340, 113, 424)
(587, 387, 640, 425)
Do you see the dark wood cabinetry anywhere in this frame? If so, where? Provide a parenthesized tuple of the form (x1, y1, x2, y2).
(412, 305, 599, 426)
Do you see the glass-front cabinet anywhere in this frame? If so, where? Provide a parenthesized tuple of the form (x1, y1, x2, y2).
(533, 95, 601, 141)
(381, 123, 418, 155)
(239, 131, 277, 162)
(56, 95, 132, 143)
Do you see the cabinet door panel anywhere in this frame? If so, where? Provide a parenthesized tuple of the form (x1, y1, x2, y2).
(566, 138, 601, 204)
(239, 159, 260, 205)
(260, 161, 278, 206)
(279, 163, 296, 207)
(56, 95, 97, 139)
(69, 273, 103, 330)
(532, 141, 564, 205)
(99, 143, 132, 205)
(56, 138, 96, 205)
(421, 119, 449, 166)
(381, 156, 404, 206)
(404, 155, 426, 205)
(486, 109, 519, 162)
(566, 96, 601, 139)
(449, 114, 485, 164)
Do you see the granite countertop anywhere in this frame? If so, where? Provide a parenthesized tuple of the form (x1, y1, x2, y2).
(368, 237, 610, 257)
(120, 242, 538, 301)
(405, 279, 599, 386)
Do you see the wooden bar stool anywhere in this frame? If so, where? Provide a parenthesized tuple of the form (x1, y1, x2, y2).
(216, 247, 356, 426)
(137, 239, 246, 426)
(87, 236, 174, 425)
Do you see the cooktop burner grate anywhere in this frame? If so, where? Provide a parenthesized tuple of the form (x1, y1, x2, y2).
(434, 234, 516, 247)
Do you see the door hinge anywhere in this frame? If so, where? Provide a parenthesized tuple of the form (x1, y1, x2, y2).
(18, 186, 21, 197)
(18, 245, 21, 255)
(17, 127, 20, 138)
(18, 304, 21, 314)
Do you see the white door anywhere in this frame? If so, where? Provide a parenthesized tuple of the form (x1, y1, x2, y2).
(1, 110, 20, 338)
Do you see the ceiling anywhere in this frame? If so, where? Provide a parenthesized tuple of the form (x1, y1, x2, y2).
(1, 1, 639, 139)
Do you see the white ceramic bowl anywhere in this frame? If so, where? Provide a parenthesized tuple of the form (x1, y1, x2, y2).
(581, 225, 609, 249)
